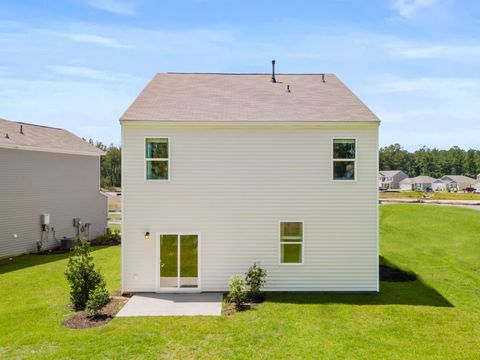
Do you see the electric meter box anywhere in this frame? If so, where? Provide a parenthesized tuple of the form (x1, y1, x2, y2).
(41, 213, 50, 225)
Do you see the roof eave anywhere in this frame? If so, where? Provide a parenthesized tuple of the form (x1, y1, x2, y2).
(119, 119, 381, 127)
(0, 143, 105, 156)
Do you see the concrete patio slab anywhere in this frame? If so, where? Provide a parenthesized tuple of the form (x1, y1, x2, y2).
(116, 293, 223, 317)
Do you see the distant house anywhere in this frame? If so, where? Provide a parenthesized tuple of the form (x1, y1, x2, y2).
(378, 170, 408, 190)
(399, 176, 436, 191)
(441, 175, 477, 191)
(0, 118, 107, 258)
(473, 181, 480, 190)
(432, 179, 453, 192)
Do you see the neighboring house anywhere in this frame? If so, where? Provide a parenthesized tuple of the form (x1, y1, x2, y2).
(399, 176, 436, 191)
(120, 72, 380, 293)
(432, 179, 454, 192)
(441, 175, 477, 191)
(0, 118, 107, 258)
(473, 181, 480, 190)
(378, 170, 408, 190)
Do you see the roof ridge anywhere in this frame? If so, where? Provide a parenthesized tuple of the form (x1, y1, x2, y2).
(164, 72, 334, 75)
(0, 118, 63, 131)
(16, 121, 62, 130)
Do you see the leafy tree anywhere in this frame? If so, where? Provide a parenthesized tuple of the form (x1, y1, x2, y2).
(380, 144, 479, 178)
(89, 139, 121, 188)
(463, 149, 477, 178)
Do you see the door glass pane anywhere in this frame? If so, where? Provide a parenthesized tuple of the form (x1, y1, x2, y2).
(180, 235, 198, 288)
(160, 235, 178, 288)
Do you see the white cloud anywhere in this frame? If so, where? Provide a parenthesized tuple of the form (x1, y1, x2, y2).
(362, 75, 480, 149)
(0, 66, 14, 76)
(87, 0, 138, 16)
(394, 43, 480, 61)
(46, 65, 140, 82)
(64, 33, 133, 48)
(371, 77, 480, 94)
(391, 0, 438, 19)
(0, 77, 135, 145)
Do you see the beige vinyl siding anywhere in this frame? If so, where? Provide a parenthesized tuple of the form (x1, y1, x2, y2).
(122, 123, 379, 292)
(0, 148, 107, 258)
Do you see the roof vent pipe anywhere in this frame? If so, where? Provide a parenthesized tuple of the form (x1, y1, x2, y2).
(5, 133, 9, 139)
(271, 60, 276, 83)
(287, 85, 291, 93)
(322, 74, 325, 83)
(20, 125, 24, 134)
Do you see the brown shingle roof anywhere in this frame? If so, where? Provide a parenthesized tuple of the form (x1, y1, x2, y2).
(0, 118, 104, 156)
(120, 73, 380, 123)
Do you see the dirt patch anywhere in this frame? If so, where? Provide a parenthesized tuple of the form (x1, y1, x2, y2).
(62, 296, 128, 329)
(380, 264, 417, 282)
(222, 302, 259, 316)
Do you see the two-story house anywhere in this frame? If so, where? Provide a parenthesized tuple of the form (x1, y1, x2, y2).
(120, 71, 380, 293)
(378, 170, 408, 190)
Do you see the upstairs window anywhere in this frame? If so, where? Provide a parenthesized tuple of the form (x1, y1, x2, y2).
(146, 138, 169, 180)
(333, 139, 356, 181)
(280, 222, 304, 264)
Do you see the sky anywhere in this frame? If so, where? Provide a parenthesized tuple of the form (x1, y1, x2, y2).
(0, 0, 479, 150)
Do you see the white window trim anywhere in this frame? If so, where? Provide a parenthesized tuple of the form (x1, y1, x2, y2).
(144, 136, 170, 182)
(331, 137, 357, 182)
(278, 220, 305, 266)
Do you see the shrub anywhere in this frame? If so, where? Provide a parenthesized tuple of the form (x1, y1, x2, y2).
(65, 237, 107, 311)
(85, 280, 110, 317)
(245, 262, 267, 302)
(227, 274, 248, 310)
(93, 228, 121, 245)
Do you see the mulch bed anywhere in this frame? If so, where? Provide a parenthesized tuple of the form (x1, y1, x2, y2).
(62, 296, 129, 329)
(222, 302, 260, 316)
(91, 240, 121, 246)
(380, 264, 417, 282)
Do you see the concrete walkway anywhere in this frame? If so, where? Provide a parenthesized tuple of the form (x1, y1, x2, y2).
(116, 293, 223, 317)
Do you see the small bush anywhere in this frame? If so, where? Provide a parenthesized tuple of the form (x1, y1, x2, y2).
(227, 274, 248, 310)
(85, 280, 110, 317)
(245, 262, 267, 293)
(65, 237, 107, 311)
(93, 228, 121, 245)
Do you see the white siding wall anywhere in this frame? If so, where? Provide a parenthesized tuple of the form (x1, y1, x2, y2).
(122, 124, 379, 292)
(0, 149, 107, 258)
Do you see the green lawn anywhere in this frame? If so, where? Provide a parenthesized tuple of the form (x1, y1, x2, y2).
(108, 223, 121, 232)
(380, 191, 480, 200)
(1, 205, 479, 359)
(108, 213, 122, 221)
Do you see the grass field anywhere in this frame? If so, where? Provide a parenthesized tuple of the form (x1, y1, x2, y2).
(0, 205, 479, 359)
(108, 223, 121, 232)
(380, 191, 480, 200)
(108, 213, 122, 221)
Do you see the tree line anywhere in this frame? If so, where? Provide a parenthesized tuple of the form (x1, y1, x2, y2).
(88, 140, 121, 189)
(88, 140, 480, 188)
(380, 144, 480, 179)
